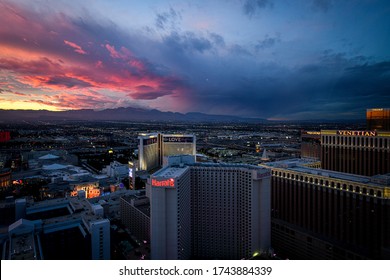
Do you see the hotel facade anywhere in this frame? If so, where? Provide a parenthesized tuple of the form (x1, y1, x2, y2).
(138, 133, 196, 172)
(321, 130, 390, 176)
(268, 160, 390, 259)
(149, 156, 271, 260)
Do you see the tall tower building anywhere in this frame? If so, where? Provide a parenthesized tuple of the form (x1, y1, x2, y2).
(161, 134, 196, 160)
(367, 108, 390, 131)
(150, 155, 271, 260)
(138, 133, 160, 171)
(138, 133, 196, 172)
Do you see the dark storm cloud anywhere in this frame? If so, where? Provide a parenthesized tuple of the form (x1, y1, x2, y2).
(130, 81, 186, 100)
(129, 90, 172, 100)
(334, 62, 390, 101)
(243, 0, 273, 17)
(183, 51, 390, 120)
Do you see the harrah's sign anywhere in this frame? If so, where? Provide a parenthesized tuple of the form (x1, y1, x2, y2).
(152, 178, 175, 187)
(256, 170, 271, 179)
(337, 130, 377, 136)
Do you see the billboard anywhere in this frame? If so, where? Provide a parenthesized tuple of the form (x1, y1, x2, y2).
(163, 136, 194, 143)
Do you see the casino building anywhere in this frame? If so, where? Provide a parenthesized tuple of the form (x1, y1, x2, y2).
(266, 116, 390, 259)
(149, 155, 271, 260)
(138, 133, 160, 171)
(138, 133, 196, 172)
(265, 159, 390, 260)
(321, 130, 390, 176)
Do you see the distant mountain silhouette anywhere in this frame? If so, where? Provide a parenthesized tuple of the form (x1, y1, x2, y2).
(0, 107, 266, 123)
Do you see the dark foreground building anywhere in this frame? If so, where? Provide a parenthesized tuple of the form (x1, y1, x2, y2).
(265, 159, 390, 259)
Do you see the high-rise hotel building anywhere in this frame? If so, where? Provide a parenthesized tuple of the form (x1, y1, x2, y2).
(266, 159, 390, 259)
(265, 109, 390, 259)
(138, 133, 196, 172)
(138, 133, 160, 171)
(321, 130, 390, 176)
(149, 155, 271, 260)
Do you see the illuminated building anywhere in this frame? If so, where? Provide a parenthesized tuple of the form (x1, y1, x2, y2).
(0, 168, 11, 190)
(161, 134, 196, 159)
(256, 143, 261, 153)
(150, 155, 271, 260)
(367, 108, 390, 131)
(128, 161, 137, 190)
(138, 133, 196, 172)
(301, 131, 321, 161)
(321, 130, 390, 176)
(263, 159, 390, 259)
(70, 181, 101, 199)
(138, 133, 160, 171)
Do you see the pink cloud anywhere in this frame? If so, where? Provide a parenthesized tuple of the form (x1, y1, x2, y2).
(105, 44, 121, 58)
(95, 60, 103, 68)
(0, 1, 189, 110)
(20, 90, 120, 110)
(64, 40, 87, 55)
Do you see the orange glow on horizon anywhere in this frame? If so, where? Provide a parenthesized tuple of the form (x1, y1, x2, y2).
(0, 100, 62, 111)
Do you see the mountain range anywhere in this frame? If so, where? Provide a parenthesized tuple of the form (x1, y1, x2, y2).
(0, 107, 265, 123)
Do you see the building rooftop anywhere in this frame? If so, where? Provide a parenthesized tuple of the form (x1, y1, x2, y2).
(153, 166, 190, 178)
(264, 158, 390, 187)
(39, 154, 60, 160)
(191, 162, 268, 170)
(7, 219, 41, 260)
(138, 133, 159, 138)
(10, 232, 36, 260)
(261, 158, 319, 168)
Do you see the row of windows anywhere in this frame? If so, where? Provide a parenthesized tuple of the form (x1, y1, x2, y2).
(272, 170, 384, 198)
(322, 135, 389, 148)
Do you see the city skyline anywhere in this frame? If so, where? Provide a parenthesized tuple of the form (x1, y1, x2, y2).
(0, 0, 389, 120)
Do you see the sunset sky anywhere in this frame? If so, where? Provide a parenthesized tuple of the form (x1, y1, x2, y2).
(0, 0, 389, 120)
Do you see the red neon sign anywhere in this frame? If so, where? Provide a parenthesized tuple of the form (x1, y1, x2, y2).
(152, 178, 175, 187)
